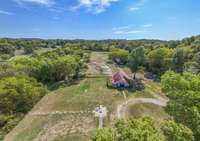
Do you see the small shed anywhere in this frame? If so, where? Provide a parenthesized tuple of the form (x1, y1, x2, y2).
(109, 70, 132, 88)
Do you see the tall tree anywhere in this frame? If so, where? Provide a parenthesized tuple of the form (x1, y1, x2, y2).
(127, 47, 145, 79)
(148, 48, 173, 75)
(161, 120, 194, 141)
(172, 48, 192, 73)
(0, 75, 46, 114)
(109, 49, 129, 65)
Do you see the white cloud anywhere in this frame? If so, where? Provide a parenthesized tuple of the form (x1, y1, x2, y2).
(15, 0, 54, 6)
(112, 25, 130, 30)
(113, 23, 151, 35)
(49, 7, 67, 13)
(80, 0, 92, 7)
(142, 24, 152, 28)
(0, 10, 14, 15)
(137, 0, 148, 6)
(114, 30, 144, 34)
(129, 0, 148, 12)
(129, 7, 139, 11)
(127, 30, 144, 34)
(73, 0, 119, 14)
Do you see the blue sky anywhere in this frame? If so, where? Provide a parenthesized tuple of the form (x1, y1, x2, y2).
(0, 0, 200, 40)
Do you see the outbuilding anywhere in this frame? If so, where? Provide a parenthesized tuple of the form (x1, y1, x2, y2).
(109, 70, 132, 88)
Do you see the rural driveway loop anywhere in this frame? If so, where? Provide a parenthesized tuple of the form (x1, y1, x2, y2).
(117, 97, 168, 119)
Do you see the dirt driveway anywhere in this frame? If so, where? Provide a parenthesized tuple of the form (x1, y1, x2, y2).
(116, 93, 169, 119)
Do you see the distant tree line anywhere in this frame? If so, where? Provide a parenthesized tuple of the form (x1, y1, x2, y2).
(1, 35, 200, 76)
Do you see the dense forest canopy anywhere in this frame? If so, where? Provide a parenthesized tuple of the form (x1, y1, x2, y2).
(1, 35, 200, 75)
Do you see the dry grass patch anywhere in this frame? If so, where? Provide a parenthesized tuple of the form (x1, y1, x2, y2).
(126, 103, 170, 122)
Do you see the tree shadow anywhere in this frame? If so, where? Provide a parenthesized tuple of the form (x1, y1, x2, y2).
(46, 78, 85, 91)
(107, 79, 145, 93)
(144, 72, 161, 82)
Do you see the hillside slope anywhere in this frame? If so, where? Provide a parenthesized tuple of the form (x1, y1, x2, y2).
(4, 52, 169, 141)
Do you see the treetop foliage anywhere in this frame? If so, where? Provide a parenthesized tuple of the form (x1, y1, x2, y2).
(161, 71, 200, 140)
(90, 117, 194, 141)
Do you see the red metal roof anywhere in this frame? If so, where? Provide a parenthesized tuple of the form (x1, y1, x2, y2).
(110, 70, 131, 85)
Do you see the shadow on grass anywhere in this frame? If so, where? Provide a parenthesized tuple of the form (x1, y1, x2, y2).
(107, 80, 145, 93)
(46, 78, 85, 91)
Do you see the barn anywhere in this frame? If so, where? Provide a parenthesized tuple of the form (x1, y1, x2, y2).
(109, 70, 132, 88)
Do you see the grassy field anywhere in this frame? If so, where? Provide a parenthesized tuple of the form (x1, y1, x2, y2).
(9, 48, 55, 61)
(126, 103, 170, 122)
(4, 77, 125, 141)
(4, 52, 169, 141)
(90, 51, 108, 63)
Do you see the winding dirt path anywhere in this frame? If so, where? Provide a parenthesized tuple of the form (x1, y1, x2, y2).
(117, 96, 168, 119)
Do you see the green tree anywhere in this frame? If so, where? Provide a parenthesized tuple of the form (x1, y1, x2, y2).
(115, 117, 165, 141)
(11, 57, 42, 79)
(109, 49, 129, 65)
(172, 48, 192, 73)
(90, 128, 115, 141)
(161, 71, 200, 140)
(148, 48, 173, 75)
(165, 104, 200, 140)
(0, 43, 14, 56)
(161, 120, 194, 141)
(0, 75, 46, 114)
(127, 47, 145, 79)
(161, 71, 200, 93)
(194, 52, 200, 66)
(24, 46, 35, 54)
(161, 71, 190, 93)
(54, 55, 79, 81)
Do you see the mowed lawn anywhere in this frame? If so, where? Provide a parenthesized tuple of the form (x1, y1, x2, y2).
(126, 103, 170, 122)
(4, 77, 124, 141)
(33, 77, 123, 112)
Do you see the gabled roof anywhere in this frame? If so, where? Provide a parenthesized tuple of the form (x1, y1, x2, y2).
(110, 70, 131, 84)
